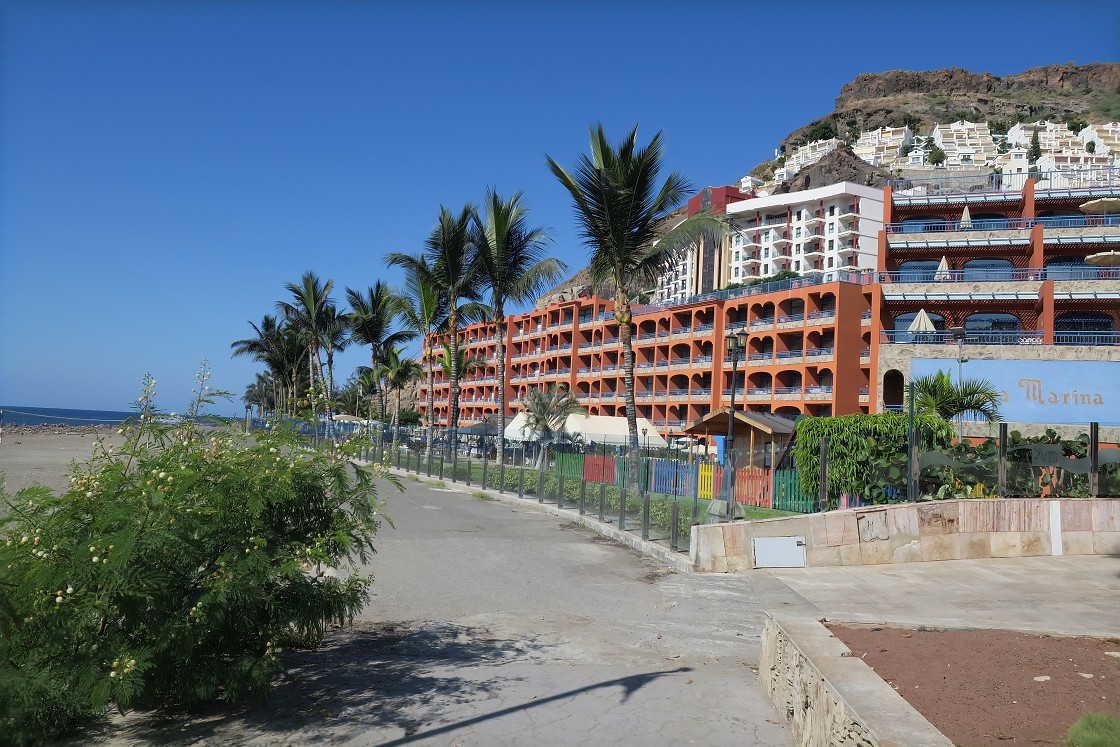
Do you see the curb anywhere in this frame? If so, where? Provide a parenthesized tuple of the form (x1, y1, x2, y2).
(761, 614, 953, 747)
(381, 464, 696, 573)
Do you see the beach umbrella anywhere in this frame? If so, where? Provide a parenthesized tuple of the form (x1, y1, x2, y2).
(933, 256, 953, 281)
(1079, 197, 1120, 215)
(907, 308, 937, 333)
(959, 206, 972, 228)
(1085, 250, 1120, 267)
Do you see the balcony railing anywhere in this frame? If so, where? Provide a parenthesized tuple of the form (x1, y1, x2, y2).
(880, 330, 1044, 345)
(889, 167, 1120, 202)
(877, 266, 1120, 283)
(885, 214, 1120, 234)
(1054, 331, 1120, 345)
(805, 347, 835, 358)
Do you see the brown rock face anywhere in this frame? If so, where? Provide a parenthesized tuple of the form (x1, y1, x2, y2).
(773, 145, 894, 194)
(780, 62, 1120, 154)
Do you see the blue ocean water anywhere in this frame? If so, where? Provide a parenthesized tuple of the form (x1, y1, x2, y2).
(0, 405, 138, 426)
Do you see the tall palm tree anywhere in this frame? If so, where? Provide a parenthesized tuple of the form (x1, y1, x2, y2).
(320, 303, 350, 412)
(388, 205, 479, 445)
(277, 271, 336, 412)
(393, 255, 448, 450)
(380, 347, 424, 429)
(437, 342, 486, 381)
(346, 282, 416, 420)
(242, 372, 275, 418)
(472, 188, 566, 466)
(548, 124, 724, 492)
(231, 315, 304, 415)
(911, 371, 1002, 423)
(520, 384, 586, 468)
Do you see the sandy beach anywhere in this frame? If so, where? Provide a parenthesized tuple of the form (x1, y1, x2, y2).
(0, 425, 127, 496)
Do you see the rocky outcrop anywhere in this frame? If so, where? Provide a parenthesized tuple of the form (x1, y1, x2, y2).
(773, 145, 894, 194)
(780, 63, 1120, 154)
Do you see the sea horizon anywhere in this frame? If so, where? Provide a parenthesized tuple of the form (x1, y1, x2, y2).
(1, 405, 140, 426)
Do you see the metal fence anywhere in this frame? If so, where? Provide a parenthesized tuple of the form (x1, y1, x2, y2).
(301, 424, 824, 555)
(915, 422, 1119, 500)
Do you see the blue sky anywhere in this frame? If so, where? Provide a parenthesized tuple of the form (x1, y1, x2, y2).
(2, 1, 1117, 415)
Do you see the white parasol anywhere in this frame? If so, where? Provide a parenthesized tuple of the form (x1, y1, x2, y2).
(907, 308, 938, 333)
(1079, 197, 1120, 215)
(959, 206, 972, 228)
(933, 256, 953, 281)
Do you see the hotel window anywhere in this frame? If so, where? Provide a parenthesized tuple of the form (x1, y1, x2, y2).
(828, 239, 834, 250)
(827, 257, 834, 268)
(829, 205, 836, 216)
(828, 224, 835, 234)
(795, 227, 802, 238)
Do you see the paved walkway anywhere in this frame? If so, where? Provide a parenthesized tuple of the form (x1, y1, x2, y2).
(94, 471, 1119, 745)
(103, 475, 795, 746)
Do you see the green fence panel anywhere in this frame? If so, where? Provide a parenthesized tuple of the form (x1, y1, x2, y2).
(772, 469, 816, 513)
(554, 452, 584, 480)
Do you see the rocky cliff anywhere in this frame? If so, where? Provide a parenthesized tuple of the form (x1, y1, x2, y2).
(779, 62, 1120, 154)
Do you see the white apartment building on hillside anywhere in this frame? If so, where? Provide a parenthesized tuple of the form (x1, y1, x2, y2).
(853, 126, 913, 167)
(1007, 120, 1082, 152)
(932, 121, 998, 167)
(725, 183, 884, 282)
(1078, 122, 1120, 157)
(785, 138, 842, 174)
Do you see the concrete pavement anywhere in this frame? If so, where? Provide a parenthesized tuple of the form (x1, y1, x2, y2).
(73, 466, 1120, 745)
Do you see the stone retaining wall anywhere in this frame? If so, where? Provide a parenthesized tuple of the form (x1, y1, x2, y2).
(692, 498, 1120, 572)
(761, 615, 952, 747)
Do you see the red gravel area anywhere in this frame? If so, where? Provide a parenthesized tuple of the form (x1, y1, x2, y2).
(826, 624, 1120, 747)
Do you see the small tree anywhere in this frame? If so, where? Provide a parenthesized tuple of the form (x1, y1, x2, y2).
(928, 145, 947, 166)
(1086, 140, 1097, 154)
(0, 367, 389, 744)
(1028, 130, 1042, 162)
(519, 384, 585, 468)
(910, 371, 1002, 424)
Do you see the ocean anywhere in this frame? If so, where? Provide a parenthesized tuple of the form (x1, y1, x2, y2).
(1, 405, 139, 427)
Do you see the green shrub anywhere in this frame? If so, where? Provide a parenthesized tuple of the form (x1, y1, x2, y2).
(1067, 711, 1120, 747)
(0, 368, 388, 745)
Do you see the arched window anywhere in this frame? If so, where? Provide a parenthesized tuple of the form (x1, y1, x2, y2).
(962, 258, 1014, 281)
(1055, 312, 1115, 345)
(899, 217, 947, 234)
(1045, 256, 1096, 281)
(892, 311, 946, 342)
(897, 260, 940, 282)
(964, 313, 1020, 343)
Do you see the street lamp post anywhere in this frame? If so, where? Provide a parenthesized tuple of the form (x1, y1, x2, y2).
(724, 329, 747, 520)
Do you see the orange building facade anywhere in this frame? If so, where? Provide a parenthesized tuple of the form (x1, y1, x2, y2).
(421, 168, 1120, 437)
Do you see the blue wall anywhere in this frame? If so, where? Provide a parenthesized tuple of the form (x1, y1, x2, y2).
(911, 358, 1120, 426)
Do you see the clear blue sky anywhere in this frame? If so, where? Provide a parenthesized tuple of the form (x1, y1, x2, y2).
(2, 1, 1117, 415)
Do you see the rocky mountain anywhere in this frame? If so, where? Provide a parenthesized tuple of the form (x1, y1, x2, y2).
(778, 63, 1120, 155)
(772, 145, 895, 194)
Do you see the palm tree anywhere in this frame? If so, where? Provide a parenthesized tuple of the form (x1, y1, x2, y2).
(472, 188, 566, 466)
(242, 372, 275, 418)
(231, 315, 304, 415)
(547, 124, 724, 492)
(436, 342, 486, 381)
(321, 303, 350, 412)
(393, 255, 449, 451)
(380, 348, 424, 430)
(277, 271, 336, 413)
(520, 384, 586, 468)
(388, 205, 479, 445)
(911, 371, 1002, 423)
(346, 282, 416, 421)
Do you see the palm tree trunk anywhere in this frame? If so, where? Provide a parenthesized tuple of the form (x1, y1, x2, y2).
(425, 339, 436, 454)
(448, 307, 461, 453)
(618, 302, 640, 499)
(494, 317, 507, 467)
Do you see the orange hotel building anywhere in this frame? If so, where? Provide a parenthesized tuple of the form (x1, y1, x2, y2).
(420, 166, 1120, 439)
